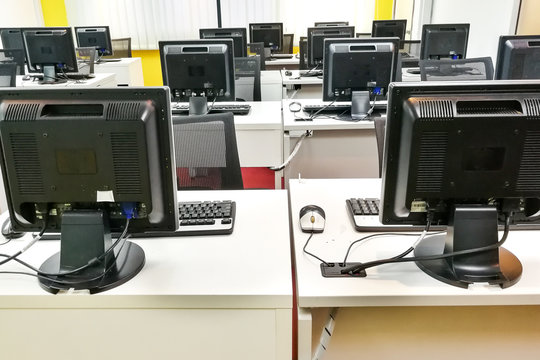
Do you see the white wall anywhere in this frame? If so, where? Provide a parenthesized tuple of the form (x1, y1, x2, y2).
(430, 0, 520, 65)
(0, 0, 43, 27)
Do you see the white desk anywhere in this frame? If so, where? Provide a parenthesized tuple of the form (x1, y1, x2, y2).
(401, 67, 421, 82)
(0, 189, 292, 360)
(282, 99, 380, 185)
(235, 70, 282, 102)
(289, 178, 540, 360)
(281, 70, 323, 99)
(265, 56, 299, 70)
(16, 73, 117, 88)
(94, 57, 144, 86)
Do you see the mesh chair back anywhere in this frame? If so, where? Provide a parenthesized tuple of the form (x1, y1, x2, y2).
(419, 57, 494, 81)
(282, 34, 294, 54)
(110, 38, 132, 58)
(0, 49, 24, 75)
(76, 47, 96, 74)
(0, 63, 17, 87)
(299, 39, 308, 70)
(234, 56, 261, 101)
(247, 42, 265, 70)
(173, 112, 243, 190)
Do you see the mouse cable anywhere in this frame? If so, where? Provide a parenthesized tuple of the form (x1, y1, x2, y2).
(269, 130, 311, 171)
(303, 231, 331, 266)
(341, 214, 511, 275)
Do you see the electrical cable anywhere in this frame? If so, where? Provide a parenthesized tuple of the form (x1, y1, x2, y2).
(303, 231, 331, 266)
(269, 130, 311, 171)
(205, 96, 217, 114)
(0, 221, 47, 267)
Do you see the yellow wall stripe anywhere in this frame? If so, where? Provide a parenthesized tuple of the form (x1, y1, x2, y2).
(374, 0, 394, 20)
(40, 0, 68, 26)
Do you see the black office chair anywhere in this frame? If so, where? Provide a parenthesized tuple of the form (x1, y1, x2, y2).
(374, 117, 386, 178)
(299, 38, 308, 70)
(235, 56, 261, 102)
(0, 63, 17, 87)
(109, 38, 132, 58)
(172, 112, 243, 190)
(247, 42, 265, 70)
(0, 49, 24, 75)
(281, 33, 294, 54)
(419, 57, 494, 81)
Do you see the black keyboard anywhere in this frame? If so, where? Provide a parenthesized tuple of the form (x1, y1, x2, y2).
(65, 73, 95, 80)
(172, 104, 251, 115)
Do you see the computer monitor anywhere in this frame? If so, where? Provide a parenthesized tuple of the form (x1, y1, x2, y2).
(307, 26, 355, 68)
(371, 20, 407, 48)
(0, 28, 24, 51)
(74, 26, 113, 57)
(380, 80, 540, 288)
(22, 27, 78, 84)
(322, 37, 398, 118)
(159, 39, 235, 113)
(0, 87, 178, 294)
(199, 27, 247, 58)
(420, 23, 469, 60)
(249, 23, 283, 52)
(314, 21, 349, 27)
(495, 35, 540, 80)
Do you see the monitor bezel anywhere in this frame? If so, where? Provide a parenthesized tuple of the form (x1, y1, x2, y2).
(248, 22, 283, 52)
(74, 26, 113, 57)
(419, 23, 470, 60)
(307, 25, 355, 68)
(199, 27, 247, 58)
(22, 27, 79, 74)
(495, 35, 540, 80)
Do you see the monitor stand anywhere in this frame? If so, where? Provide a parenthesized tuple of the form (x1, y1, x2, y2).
(38, 210, 145, 294)
(189, 96, 208, 115)
(40, 65, 67, 84)
(350, 91, 370, 120)
(414, 205, 522, 289)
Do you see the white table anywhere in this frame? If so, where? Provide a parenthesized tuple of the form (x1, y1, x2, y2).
(281, 70, 323, 99)
(94, 57, 144, 86)
(289, 178, 540, 360)
(0, 189, 292, 360)
(235, 70, 282, 102)
(265, 56, 299, 70)
(16, 73, 117, 88)
(282, 99, 380, 185)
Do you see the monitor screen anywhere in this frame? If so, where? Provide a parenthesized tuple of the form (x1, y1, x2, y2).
(159, 39, 235, 102)
(0, 87, 178, 294)
(323, 37, 399, 101)
(371, 20, 407, 48)
(314, 21, 349, 27)
(22, 27, 78, 84)
(380, 81, 540, 288)
(495, 35, 540, 80)
(200, 27, 247, 58)
(307, 26, 355, 68)
(75, 26, 113, 56)
(249, 23, 283, 52)
(420, 23, 469, 60)
(0, 28, 24, 50)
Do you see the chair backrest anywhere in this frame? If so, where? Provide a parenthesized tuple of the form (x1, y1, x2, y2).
(374, 117, 386, 177)
(110, 38, 132, 58)
(172, 112, 243, 190)
(247, 42, 265, 70)
(281, 33, 294, 54)
(234, 56, 261, 102)
(0, 49, 24, 75)
(76, 47, 96, 74)
(0, 63, 17, 87)
(419, 57, 494, 81)
(299, 38, 308, 70)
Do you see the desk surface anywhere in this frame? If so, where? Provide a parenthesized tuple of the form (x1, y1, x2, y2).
(282, 99, 377, 131)
(281, 70, 323, 85)
(265, 56, 299, 66)
(289, 178, 540, 308)
(16, 73, 117, 88)
(0, 189, 292, 309)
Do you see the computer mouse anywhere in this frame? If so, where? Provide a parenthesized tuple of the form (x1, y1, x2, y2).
(285, 70, 293, 76)
(299, 205, 326, 233)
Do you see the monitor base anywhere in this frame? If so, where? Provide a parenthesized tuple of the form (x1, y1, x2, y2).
(38, 241, 145, 294)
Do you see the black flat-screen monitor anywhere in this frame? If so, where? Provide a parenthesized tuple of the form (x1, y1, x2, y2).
(75, 26, 113, 56)
(307, 26, 355, 68)
(420, 23, 469, 60)
(249, 23, 283, 52)
(22, 27, 78, 84)
(314, 21, 349, 27)
(159, 39, 235, 104)
(0, 28, 24, 50)
(0, 87, 178, 294)
(200, 27, 247, 58)
(380, 81, 540, 288)
(372, 20, 407, 48)
(495, 35, 540, 80)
